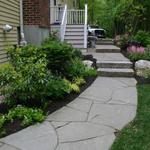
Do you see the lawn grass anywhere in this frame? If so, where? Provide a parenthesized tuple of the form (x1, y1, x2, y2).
(111, 84, 150, 150)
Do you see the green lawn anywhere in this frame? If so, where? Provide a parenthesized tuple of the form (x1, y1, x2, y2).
(111, 84, 150, 150)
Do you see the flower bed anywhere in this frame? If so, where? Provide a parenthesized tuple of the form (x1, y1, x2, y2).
(0, 38, 97, 138)
(117, 31, 150, 84)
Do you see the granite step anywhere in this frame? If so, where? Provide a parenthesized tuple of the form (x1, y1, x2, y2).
(98, 68, 134, 77)
(97, 60, 133, 69)
(96, 40, 114, 45)
(96, 45, 120, 53)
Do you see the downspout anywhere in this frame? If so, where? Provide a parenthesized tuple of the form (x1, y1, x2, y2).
(49, 0, 51, 34)
(20, 0, 27, 46)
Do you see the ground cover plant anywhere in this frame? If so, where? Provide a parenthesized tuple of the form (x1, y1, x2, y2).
(0, 38, 97, 137)
(111, 84, 150, 150)
(0, 106, 45, 137)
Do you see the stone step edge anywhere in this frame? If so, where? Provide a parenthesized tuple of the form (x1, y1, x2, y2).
(96, 47, 120, 52)
(97, 62, 133, 68)
(97, 68, 134, 77)
(97, 60, 133, 65)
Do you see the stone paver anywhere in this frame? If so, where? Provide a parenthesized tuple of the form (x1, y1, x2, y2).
(88, 103, 136, 130)
(0, 122, 57, 150)
(111, 87, 137, 105)
(0, 144, 19, 150)
(67, 97, 93, 113)
(79, 86, 113, 102)
(0, 77, 137, 150)
(0, 143, 3, 147)
(46, 106, 88, 122)
(57, 122, 114, 142)
(56, 134, 115, 150)
(51, 121, 70, 129)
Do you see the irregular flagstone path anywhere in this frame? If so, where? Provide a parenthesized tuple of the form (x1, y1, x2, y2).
(0, 77, 137, 150)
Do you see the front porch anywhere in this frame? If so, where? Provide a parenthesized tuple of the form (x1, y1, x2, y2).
(50, 4, 88, 49)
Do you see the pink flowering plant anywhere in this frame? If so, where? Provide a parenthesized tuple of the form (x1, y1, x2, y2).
(127, 45, 150, 61)
(127, 45, 145, 54)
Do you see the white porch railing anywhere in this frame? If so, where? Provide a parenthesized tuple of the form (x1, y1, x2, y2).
(84, 4, 88, 48)
(50, 6, 64, 24)
(60, 5, 67, 42)
(67, 9, 85, 24)
(51, 4, 88, 48)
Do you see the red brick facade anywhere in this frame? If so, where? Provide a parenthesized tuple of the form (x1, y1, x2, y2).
(23, 0, 50, 27)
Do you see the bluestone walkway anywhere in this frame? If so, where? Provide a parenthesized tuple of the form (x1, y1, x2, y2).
(0, 77, 137, 150)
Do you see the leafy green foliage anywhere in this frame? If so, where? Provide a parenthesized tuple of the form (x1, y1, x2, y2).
(65, 58, 87, 80)
(69, 83, 80, 93)
(128, 50, 150, 61)
(64, 77, 86, 93)
(6, 106, 45, 126)
(65, 58, 97, 81)
(114, 0, 144, 34)
(83, 67, 98, 78)
(134, 30, 150, 47)
(0, 63, 17, 87)
(0, 106, 45, 137)
(73, 77, 86, 86)
(0, 115, 6, 136)
(42, 40, 82, 75)
(0, 45, 71, 106)
(46, 76, 70, 99)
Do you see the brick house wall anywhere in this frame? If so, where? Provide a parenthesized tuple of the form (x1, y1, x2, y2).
(23, 0, 50, 45)
(23, 0, 41, 26)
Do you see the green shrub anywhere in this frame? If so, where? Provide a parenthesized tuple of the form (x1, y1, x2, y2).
(83, 67, 98, 77)
(128, 50, 150, 61)
(42, 41, 72, 75)
(42, 40, 82, 75)
(65, 58, 87, 80)
(65, 58, 97, 80)
(73, 77, 86, 86)
(134, 30, 150, 47)
(64, 77, 86, 93)
(0, 106, 45, 137)
(7, 45, 47, 67)
(0, 115, 6, 136)
(0, 45, 50, 103)
(0, 63, 17, 87)
(64, 79, 80, 93)
(46, 76, 70, 99)
(0, 64, 71, 105)
(0, 45, 71, 106)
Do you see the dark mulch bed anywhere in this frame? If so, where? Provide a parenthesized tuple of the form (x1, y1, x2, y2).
(0, 54, 97, 137)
